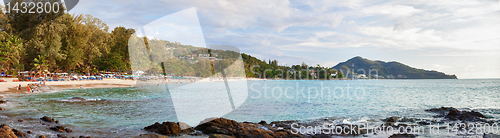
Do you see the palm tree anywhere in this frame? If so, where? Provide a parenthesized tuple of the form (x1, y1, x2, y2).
(0, 36, 23, 74)
(33, 55, 49, 82)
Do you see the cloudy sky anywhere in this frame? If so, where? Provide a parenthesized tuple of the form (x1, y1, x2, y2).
(67, 0, 500, 79)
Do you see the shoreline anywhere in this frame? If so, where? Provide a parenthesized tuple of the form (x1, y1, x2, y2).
(0, 79, 137, 98)
(0, 77, 269, 97)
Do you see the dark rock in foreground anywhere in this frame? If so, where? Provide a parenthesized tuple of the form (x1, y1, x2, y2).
(41, 116, 55, 123)
(382, 117, 399, 122)
(426, 107, 488, 121)
(65, 128, 72, 133)
(194, 118, 301, 138)
(445, 108, 487, 121)
(50, 126, 71, 133)
(388, 133, 416, 138)
(144, 122, 193, 135)
(209, 134, 234, 138)
(50, 126, 66, 132)
(12, 129, 26, 137)
(137, 134, 168, 138)
(0, 124, 18, 138)
(56, 134, 67, 138)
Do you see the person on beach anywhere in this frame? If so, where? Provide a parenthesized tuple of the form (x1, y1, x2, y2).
(27, 85, 30, 93)
(18, 84, 21, 91)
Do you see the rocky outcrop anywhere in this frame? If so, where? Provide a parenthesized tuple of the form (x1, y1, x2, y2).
(12, 129, 26, 138)
(0, 124, 18, 138)
(50, 126, 71, 133)
(426, 107, 488, 121)
(177, 122, 195, 133)
(41, 116, 55, 123)
(50, 126, 65, 132)
(445, 108, 487, 121)
(137, 134, 168, 138)
(388, 133, 416, 138)
(382, 117, 399, 122)
(144, 122, 194, 135)
(194, 118, 301, 138)
(56, 134, 67, 138)
(209, 134, 234, 138)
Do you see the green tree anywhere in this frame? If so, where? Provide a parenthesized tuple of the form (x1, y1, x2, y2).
(82, 15, 111, 73)
(0, 35, 23, 73)
(30, 17, 67, 70)
(32, 55, 49, 76)
(59, 14, 88, 71)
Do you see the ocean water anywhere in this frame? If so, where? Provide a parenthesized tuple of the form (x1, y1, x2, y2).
(1, 79, 500, 137)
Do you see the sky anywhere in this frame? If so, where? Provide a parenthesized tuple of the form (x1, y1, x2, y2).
(65, 0, 499, 79)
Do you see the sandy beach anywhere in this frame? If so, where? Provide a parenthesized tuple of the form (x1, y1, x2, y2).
(0, 79, 137, 98)
(0, 77, 267, 98)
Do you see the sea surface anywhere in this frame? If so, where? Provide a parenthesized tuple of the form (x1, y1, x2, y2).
(1, 79, 500, 137)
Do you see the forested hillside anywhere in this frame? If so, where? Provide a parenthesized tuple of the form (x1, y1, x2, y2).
(332, 56, 457, 79)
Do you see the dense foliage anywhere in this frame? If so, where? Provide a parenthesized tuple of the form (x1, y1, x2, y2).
(0, 0, 134, 74)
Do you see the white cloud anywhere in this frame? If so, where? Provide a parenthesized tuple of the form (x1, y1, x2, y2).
(301, 0, 364, 11)
(154, 0, 344, 31)
(361, 5, 423, 17)
(69, 0, 500, 78)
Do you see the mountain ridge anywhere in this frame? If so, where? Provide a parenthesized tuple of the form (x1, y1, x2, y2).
(332, 56, 457, 79)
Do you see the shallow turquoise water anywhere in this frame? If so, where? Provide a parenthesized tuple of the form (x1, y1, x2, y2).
(2, 79, 500, 136)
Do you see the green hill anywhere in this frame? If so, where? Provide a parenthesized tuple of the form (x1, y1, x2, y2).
(332, 56, 457, 79)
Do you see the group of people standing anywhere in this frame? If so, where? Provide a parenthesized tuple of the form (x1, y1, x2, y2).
(17, 84, 35, 93)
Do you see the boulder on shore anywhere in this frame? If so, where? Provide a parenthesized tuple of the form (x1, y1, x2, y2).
(137, 134, 168, 138)
(0, 124, 18, 138)
(12, 129, 26, 137)
(426, 107, 488, 121)
(41, 116, 55, 122)
(194, 118, 301, 138)
(50, 126, 65, 132)
(382, 117, 399, 122)
(445, 108, 488, 121)
(209, 134, 234, 138)
(144, 122, 184, 135)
